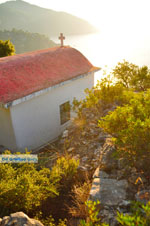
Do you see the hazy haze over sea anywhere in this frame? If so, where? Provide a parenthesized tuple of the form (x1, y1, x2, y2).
(52, 32, 150, 69)
(52, 31, 150, 82)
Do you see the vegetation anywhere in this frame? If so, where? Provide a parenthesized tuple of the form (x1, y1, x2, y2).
(79, 200, 108, 226)
(50, 154, 79, 189)
(117, 202, 150, 226)
(73, 60, 150, 175)
(0, 153, 79, 219)
(68, 179, 91, 218)
(113, 60, 150, 91)
(99, 90, 150, 172)
(2, 60, 150, 224)
(78, 201, 150, 226)
(0, 39, 15, 57)
(0, 29, 57, 54)
(38, 200, 150, 226)
(78, 200, 150, 226)
(37, 199, 150, 226)
(0, 163, 56, 216)
(39, 154, 80, 221)
(41, 216, 67, 226)
(38, 200, 108, 226)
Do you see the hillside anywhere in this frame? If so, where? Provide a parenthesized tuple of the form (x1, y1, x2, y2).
(0, 29, 57, 54)
(0, 0, 98, 36)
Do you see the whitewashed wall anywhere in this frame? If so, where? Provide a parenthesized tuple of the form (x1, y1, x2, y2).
(0, 107, 17, 150)
(10, 72, 94, 151)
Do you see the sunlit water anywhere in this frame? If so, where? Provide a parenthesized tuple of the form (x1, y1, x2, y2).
(51, 32, 150, 83)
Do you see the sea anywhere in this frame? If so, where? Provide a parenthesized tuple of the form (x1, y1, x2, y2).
(51, 32, 150, 83)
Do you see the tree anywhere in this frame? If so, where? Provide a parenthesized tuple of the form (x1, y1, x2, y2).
(0, 40, 15, 57)
(113, 60, 150, 91)
(131, 65, 150, 91)
(113, 60, 138, 88)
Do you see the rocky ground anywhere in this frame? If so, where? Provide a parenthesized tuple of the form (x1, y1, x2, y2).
(38, 104, 113, 172)
(42, 103, 150, 226)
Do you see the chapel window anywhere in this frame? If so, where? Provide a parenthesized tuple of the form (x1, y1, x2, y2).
(60, 101, 71, 125)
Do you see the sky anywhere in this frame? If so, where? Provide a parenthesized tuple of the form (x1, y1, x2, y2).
(0, 0, 150, 36)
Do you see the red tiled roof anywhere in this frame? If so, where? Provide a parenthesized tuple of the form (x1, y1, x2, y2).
(0, 46, 98, 104)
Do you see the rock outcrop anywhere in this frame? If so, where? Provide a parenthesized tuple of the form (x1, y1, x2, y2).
(0, 212, 43, 226)
(89, 139, 130, 225)
(89, 138, 150, 225)
(90, 175, 128, 206)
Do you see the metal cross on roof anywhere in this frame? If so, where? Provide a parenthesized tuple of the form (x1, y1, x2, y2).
(59, 33, 65, 47)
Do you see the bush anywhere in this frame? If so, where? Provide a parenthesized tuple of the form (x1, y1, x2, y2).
(73, 77, 128, 119)
(73, 61, 150, 119)
(0, 163, 58, 217)
(79, 200, 108, 226)
(51, 154, 79, 187)
(117, 201, 150, 225)
(38, 154, 79, 220)
(99, 90, 150, 172)
(95, 78, 125, 105)
(35, 213, 67, 226)
(73, 75, 138, 120)
(0, 39, 15, 57)
(0, 153, 79, 218)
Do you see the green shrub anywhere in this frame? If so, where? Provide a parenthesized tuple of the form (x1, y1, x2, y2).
(117, 201, 150, 226)
(95, 78, 125, 105)
(0, 163, 58, 217)
(0, 39, 15, 57)
(73, 77, 128, 119)
(35, 213, 67, 226)
(36, 154, 79, 220)
(73, 61, 150, 118)
(79, 200, 108, 226)
(78, 201, 150, 226)
(51, 154, 79, 186)
(0, 153, 79, 218)
(73, 75, 138, 121)
(99, 90, 150, 172)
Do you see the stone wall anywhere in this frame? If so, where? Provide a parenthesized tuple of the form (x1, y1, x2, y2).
(89, 138, 150, 225)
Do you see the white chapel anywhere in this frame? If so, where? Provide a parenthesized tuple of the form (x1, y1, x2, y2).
(0, 34, 100, 151)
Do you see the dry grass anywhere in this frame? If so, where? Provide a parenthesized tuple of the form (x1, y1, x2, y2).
(68, 175, 92, 219)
